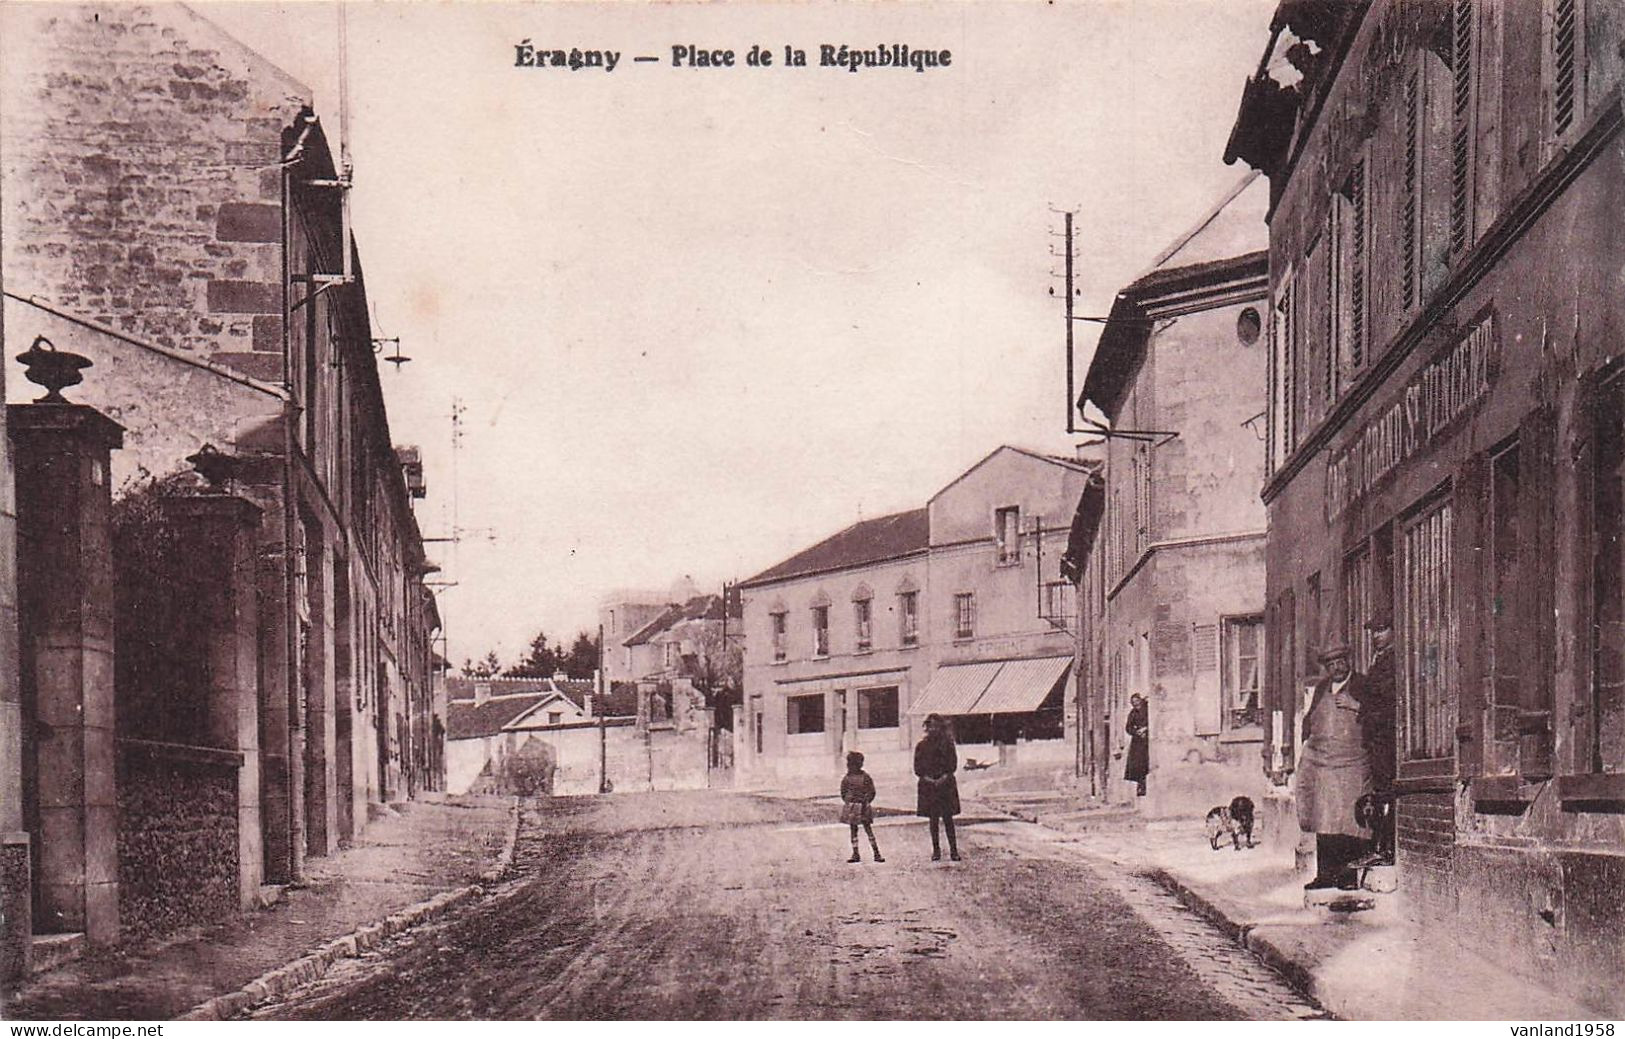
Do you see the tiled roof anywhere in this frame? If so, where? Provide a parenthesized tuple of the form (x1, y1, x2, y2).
(446, 693, 550, 740)
(622, 594, 730, 647)
(741, 508, 929, 588)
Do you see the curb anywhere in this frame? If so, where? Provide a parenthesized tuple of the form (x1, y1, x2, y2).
(178, 796, 524, 1021)
(1142, 867, 1322, 1008)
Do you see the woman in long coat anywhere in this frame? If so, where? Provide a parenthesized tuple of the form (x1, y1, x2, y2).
(914, 713, 962, 861)
(1124, 694, 1150, 796)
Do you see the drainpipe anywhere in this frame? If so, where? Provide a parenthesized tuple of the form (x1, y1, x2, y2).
(281, 151, 307, 882)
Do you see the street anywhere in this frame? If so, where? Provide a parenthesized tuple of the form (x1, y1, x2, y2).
(250, 791, 1323, 1020)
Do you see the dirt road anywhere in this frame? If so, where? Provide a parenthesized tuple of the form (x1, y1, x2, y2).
(253, 791, 1309, 1019)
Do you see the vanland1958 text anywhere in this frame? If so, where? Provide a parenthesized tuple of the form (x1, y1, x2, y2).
(512, 42, 953, 73)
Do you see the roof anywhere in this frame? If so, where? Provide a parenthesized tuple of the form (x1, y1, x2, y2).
(1223, 0, 1380, 181)
(446, 693, 550, 740)
(1079, 176, 1270, 420)
(623, 593, 732, 647)
(928, 445, 1102, 507)
(740, 508, 930, 589)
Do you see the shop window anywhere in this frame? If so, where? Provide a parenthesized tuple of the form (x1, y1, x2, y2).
(771, 611, 787, 662)
(812, 605, 830, 657)
(1223, 616, 1264, 729)
(954, 593, 976, 640)
(854, 598, 872, 652)
(1591, 371, 1625, 772)
(996, 506, 1021, 565)
(786, 693, 825, 735)
(1487, 439, 1523, 774)
(857, 686, 899, 729)
(899, 590, 919, 646)
(1401, 495, 1455, 761)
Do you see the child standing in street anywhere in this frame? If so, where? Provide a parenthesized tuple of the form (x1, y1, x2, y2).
(840, 751, 884, 863)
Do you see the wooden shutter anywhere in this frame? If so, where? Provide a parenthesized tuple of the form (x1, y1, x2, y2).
(1450, 0, 1476, 256)
(1553, 0, 1579, 136)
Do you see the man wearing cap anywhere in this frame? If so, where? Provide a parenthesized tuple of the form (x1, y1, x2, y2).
(1297, 642, 1371, 890)
(1359, 617, 1397, 794)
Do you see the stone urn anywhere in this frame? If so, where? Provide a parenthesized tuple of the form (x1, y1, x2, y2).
(16, 335, 93, 403)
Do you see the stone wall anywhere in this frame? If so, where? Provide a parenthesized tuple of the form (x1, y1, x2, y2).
(116, 742, 237, 939)
(0, 3, 307, 366)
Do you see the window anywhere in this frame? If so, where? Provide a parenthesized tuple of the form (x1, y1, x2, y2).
(663, 642, 677, 669)
(1549, 0, 1581, 139)
(547, 711, 562, 725)
(899, 591, 919, 646)
(954, 593, 976, 640)
(1401, 496, 1455, 761)
(812, 605, 830, 657)
(1487, 439, 1522, 775)
(995, 506, 1021, 564)
(770, 611, 788, 662)
(1223, 617, 1264, 729)
(786, 693, 825, 735)
(1041, 581, 1073, 625)
(1449, 0, 1478, 258)
(854, 598, 872, 651)
(1590, 371, 1625, 773)
(1341, 156, 1368, 382)
(857, 686, 899, 729)
(1400, 66, 1423, 312)
(1269, 270, 1298, 471)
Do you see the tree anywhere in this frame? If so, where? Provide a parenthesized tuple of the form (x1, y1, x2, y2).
(684, 622, 744, 710)
(506, 631, 562, 678)
(462, 650, 503, 678)
(563, 631, 600, 680)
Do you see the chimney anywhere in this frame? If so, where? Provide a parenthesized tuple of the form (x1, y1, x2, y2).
(584, 694, 594, 717)
(474, 681, 491, 705)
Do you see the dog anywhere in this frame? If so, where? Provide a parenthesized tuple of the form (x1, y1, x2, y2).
(1353, 792, 1396, 865)
(1205, 795, 1256, 850)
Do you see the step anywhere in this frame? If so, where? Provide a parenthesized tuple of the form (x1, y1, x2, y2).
(30, 932, 85, 975)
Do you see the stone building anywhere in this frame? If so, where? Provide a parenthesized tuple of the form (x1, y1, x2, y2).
(738, 446, 1096, 784)
(0, 2, 443, 967)
(1072, 173, 1272, 820)
(1227, 0, 1625, 1010)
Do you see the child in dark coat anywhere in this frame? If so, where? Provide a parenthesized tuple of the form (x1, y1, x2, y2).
(840, 751, 884, 863)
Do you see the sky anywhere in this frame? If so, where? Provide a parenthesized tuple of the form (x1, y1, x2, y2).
(192, 0, 1277, 668)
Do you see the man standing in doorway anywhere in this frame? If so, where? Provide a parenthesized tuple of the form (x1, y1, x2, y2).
(1359, 617, 1397, 794)
(1297, 643, 1370, 890)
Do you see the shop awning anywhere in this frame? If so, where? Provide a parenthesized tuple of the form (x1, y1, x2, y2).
(907, 661, 1002, 716)
(974, 656, 1072, 715)
(908, 656, 1073, 716)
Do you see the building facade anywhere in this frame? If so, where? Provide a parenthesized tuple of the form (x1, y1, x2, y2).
(738, 446, 1096, 783)
(1228, 0, 1625, 1009)
(1074, 174, 1273, 819)
(0, 2, 443, 959)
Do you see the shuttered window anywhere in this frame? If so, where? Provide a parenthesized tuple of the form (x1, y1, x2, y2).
(1401, 68, 1422, 311)
(1553, 0, 1580, 136)
(1348, 159, 1367, 372)
(1449, 0, 1476, 257)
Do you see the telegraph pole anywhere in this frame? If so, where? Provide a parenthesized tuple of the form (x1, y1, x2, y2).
(1049, 208, 1080, 434)
(597, 622, 609, 794)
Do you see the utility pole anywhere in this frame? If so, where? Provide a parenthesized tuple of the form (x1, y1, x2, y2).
(597, 622, 608, 794)
(1049, 209, 1080, 434)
